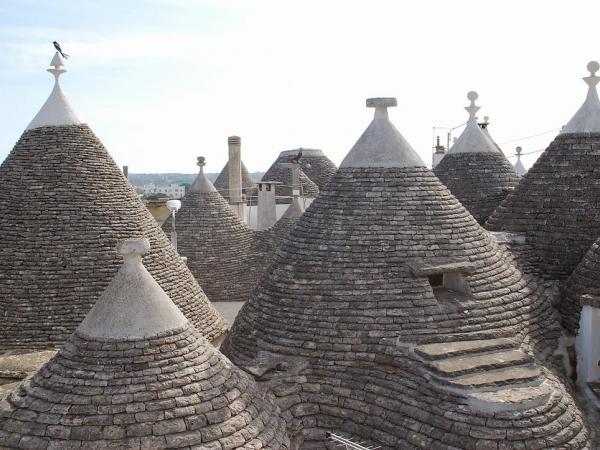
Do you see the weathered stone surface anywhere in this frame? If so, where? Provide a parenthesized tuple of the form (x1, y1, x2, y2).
(224, 166, 589, 448)
(268, 149, 337, 191)
(261, 160, 320, 204)
(434, 152, 520, 225)
(162, 171, 272, 303)
(213, 160, 257, 203)
(486, 132, 600, 281)
(0, 125, 227, 349)
(560, 238, 600, 335)
(0, 243, 289, 449)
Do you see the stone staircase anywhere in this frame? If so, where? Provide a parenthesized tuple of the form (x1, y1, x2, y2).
(414, 338, 552, 413)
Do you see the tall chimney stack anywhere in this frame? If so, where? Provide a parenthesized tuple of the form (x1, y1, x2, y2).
(256, 181, 280, 231)
(122, 165, 129, 179)
(227, 136, 245, 219)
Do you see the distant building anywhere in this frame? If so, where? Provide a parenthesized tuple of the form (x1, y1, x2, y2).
(139, 182, 186, 198)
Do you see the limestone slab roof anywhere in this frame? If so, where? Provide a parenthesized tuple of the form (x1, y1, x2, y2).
(223, 97, 589, 448)
(485, 63, 600, 280)
(273, 148, 337, 189)
(261, 162, 319, 204)
(162, 158, 273, 303)
(213, 159, 256, 199)
(560, 238, 600, 335)
(562, 61, 600, 134)
(434, 92, 520, 224)
(0, 239, 289, 449)
(0, 58, 227, 350)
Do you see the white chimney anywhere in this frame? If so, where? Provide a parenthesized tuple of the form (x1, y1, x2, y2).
(256, 181, 280, 231)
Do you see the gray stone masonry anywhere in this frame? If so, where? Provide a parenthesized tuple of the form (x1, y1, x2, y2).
(434, 152, 520, 225)
(0, 125, 227, 349)
(560, 239, 600, 335)
(162, 188, 273, 304)
(224, 166, 589, 449)
(486, 132, 600, 281)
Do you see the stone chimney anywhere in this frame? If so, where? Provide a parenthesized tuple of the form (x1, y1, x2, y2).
(122, 165, 129, 179)
(256, 181, 280, 231)
(227, 136, 245, 219)
(432, 136, 446, 168)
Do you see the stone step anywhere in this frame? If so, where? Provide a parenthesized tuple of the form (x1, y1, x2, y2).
(467, 381, 552, 413)
(428, 350, 532, 377)
(434, 365, 542, 390)
(414, 338, 517, 361)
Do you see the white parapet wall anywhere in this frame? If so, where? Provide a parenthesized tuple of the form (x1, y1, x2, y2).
(576, 303, 600, 385)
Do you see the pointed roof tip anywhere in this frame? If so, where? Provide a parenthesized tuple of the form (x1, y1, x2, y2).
(448, 91, 498, 155)
(340, 97, 425, 169)
(26, 52, 83, 131)
(514, 146, 527, 176)
(76, 238, 188, 340)
(190, 156, 217, 193)
(282, 195, 304, 220)
(561, 60, 600, 134)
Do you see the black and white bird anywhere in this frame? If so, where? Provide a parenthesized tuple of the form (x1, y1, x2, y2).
(53, 41, 69, 59)
(288, 149, 303, 164)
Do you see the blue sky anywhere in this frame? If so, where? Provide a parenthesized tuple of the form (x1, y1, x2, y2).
(1, 0, 599, 173)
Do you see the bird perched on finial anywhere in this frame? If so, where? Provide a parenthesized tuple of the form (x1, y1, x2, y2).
(288, 149, 303, 164)
(53, 41, 69, 59)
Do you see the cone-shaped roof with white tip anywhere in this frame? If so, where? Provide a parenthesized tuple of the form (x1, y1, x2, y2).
(0, 239, 290, 449)
(514, 146, 527, 176)
(434, 92, 520, 224)
(162, 157, 272, 303)
(0, 53, 227, 349)
(77, 239, 188, 340)
(487, 61, 600, 280)
(224, 97, 588, 448)
(26, 52, 83, 131)
(561, 61, 600, 133)
(340, 97, 425, 167)
(479, 115, 504, 153)
(267, 148, 338, 190)
(447, 92, 498, 155)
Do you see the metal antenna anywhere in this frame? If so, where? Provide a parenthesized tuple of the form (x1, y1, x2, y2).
(327, 432, 381, 450)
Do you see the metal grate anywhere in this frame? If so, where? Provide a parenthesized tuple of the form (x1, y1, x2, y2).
(326, 432, 381, 449)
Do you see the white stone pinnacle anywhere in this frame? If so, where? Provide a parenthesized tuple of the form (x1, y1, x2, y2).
(77, 238, 188, 340)
(465, 91, 481, 122)
(190, 156, 217, 193)
(448, 91, 498, 155)
(26, 52, 83, 131)
(340, 97, 425, 168)
(561, 61, 600, 134)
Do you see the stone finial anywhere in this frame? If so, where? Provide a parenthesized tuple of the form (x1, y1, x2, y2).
(516, 146, 522, 157)
(584, 61, 600, 88)
(465, 91, 481, 121)
(484, 116, 490, 124)
(117, 238, 150, 261)
(48, 52, 66, 81)
(367, 97, 397, 120)
(197, 156, 206, 169)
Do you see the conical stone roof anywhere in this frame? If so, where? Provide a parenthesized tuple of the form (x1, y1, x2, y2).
(434, 92, 520, 224)
(261, 157, 320, 204)
(0, 239, 289, 449)
(213, 159, 256, 200)
(274, 148, 337, 189)
(514, 147, 527, 176)
(559, 238, 600, 335)
(0, 55, 226, 349)
(486, 62, 600, 280)
(162, 157, 270, 303)
(223, 98, 588, 448)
